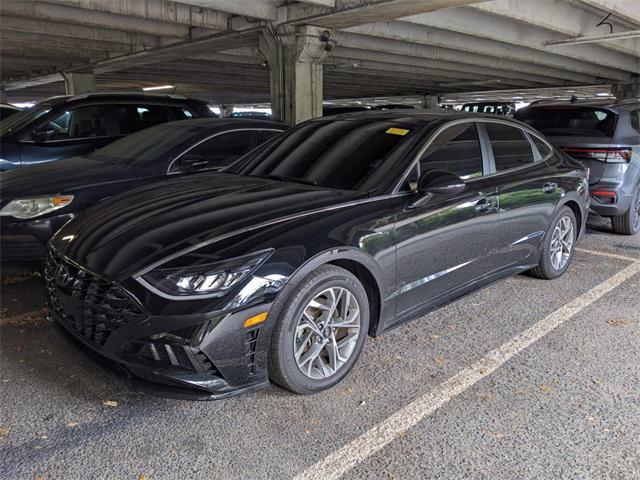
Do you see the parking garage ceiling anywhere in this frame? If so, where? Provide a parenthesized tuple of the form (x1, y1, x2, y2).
(1, 0, 639, 104)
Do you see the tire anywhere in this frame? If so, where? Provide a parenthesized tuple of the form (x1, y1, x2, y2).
(268, 265, 369, 394)
(530, 206, 577, 280)
(611, 186, 640, 236)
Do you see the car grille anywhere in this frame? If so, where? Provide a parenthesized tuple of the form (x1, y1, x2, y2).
(44, 251, 147, 347)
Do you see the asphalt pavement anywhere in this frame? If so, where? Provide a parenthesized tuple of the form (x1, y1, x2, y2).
(1, 215, 638, 480)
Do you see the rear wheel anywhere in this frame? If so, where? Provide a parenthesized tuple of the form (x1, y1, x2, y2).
(611, 186, 640, 235)
(530, 206, 577, 280)
(268, 265, 369, 394)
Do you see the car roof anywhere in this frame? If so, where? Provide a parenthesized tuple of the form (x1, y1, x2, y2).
(157, 117, 288, 131)
(39, 92, 209, 105)
(524, 99, 639, 110)
(316, 108, 522, 125)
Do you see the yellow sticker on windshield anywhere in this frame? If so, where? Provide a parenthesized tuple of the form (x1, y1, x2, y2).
(386, 127, 410, 136)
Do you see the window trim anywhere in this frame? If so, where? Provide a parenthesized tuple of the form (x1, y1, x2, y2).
(393, 119, 488, 194)
(477, 119, 552, 178)
(393, 118, 554, 193)
(167, 128, 284, 175)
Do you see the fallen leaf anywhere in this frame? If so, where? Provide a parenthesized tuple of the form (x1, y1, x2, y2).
(538, 384, 552, 393)
(138, 475, 147, 480)
(433, 356, 445, 366)
(35, 476, 45, 480)
(67, 421, 79, 428)
(33, 445, 43, 449)
(102, 400, 118, 407)
(0, 427, 10, 440)
(607, 319, 632, 327)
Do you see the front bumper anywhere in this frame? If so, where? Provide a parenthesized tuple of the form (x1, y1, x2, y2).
(51, 309, 271, 400)
(45, 252, 274, 400)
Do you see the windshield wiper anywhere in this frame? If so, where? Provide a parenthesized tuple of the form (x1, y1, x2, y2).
(254, 174, 318, 186)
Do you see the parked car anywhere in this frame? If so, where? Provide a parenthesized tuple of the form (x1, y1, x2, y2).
(0, 103, 21, 121)
(231, 111, 272, 120)
(44, 111, 588, 399)
(462, 102, 515, 116)
(516, 100, 640, 235)
(322, 105, 370, 116)
(0, 118, 286, 262)
(0, 92, 214, 171)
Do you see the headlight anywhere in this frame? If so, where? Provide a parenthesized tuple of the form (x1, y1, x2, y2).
(0, 195, 74, 219)
(137, 249, 273, 299)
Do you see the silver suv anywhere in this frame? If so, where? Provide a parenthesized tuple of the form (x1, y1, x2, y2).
(516, 100, 640, 235)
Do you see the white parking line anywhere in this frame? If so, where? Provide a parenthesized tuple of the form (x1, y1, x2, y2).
(577, 248, 639, 263)
(294, 260, 640, 480)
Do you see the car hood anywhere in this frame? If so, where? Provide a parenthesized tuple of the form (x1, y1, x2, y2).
(0, 156, 139, 198)
(51, 172, 363, 280)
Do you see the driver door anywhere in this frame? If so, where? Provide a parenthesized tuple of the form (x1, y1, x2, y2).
(390, 122, 500, 326)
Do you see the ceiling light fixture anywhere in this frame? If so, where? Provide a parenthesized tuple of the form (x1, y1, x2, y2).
(142, 85, 175, 91)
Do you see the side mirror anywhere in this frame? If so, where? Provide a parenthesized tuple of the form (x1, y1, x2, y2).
(178, 153, 208, 173)
(31, 129, 55, 143)
(418, 170, 466, 196)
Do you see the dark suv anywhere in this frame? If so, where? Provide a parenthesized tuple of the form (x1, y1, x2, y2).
(516, 100, 640, 235)
(0, 93, 213, 171)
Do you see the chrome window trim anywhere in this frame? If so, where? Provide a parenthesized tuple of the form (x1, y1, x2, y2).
(393, 117, 553, 193)
(393, 119, 482, 194)
(166, 128, 284, 175)
(525, 132, 555, 163)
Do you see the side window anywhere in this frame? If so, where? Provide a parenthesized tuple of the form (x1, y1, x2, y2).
(418, 123, 484, 180)
(171, 131, 258, 173)
(531, 135, 552, 159)
(485, 123, 534, 171)
(37, 105, 110, 140)
(115, 104, 169, 134)
(630, 110, 640, 134)
(167, 106, 195, 120)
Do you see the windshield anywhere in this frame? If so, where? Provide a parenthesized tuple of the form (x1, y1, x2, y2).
(515, 106, 617, 137)
(0, 104, 53, 136)
(88, 122, 205, 165)
(229, 118, 418, 191)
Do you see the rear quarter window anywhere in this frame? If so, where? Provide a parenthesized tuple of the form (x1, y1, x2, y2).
(630, 109, 640, 135)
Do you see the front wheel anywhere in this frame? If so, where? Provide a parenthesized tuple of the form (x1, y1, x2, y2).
(530, 206, 577, 280)
(611, 186, 640, 235)
(268, 265, 369, 394)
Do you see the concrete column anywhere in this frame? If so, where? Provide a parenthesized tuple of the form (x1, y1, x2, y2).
(422, 95, 440, 109)
(219, 105, 234, 117)
(261, 25, 334, 124)
(613, 78, 640, 100)
(63, 72, 95, 95)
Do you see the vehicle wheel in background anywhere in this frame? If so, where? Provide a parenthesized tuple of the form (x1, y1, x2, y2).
(530, 206, 577, 280)
(268, 265, 369, 394)
(611, 186, 640, 235)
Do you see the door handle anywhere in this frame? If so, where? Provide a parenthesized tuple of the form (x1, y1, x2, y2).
(542, 182, 558, 193)
(474, 198, 494, 213)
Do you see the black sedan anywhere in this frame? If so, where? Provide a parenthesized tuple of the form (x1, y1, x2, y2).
(44, 111, 589, 399)
(0, 118, 286, 262)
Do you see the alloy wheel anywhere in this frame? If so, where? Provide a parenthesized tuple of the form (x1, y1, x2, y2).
(550, 215, 574, 271)
(293, 287, 361, 380)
